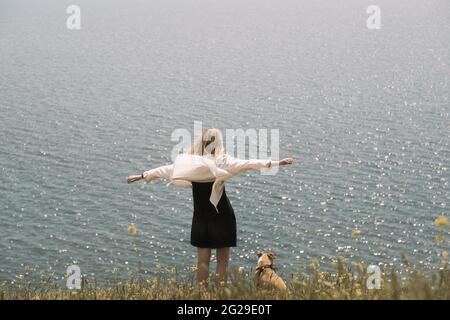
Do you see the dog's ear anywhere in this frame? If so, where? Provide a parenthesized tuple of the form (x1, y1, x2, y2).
(256, 252, 263, 258)
(267, 252, 276, 260)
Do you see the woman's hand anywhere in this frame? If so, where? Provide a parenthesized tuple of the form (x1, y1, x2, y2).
(279, 157, 294, 166)
(127, 175, 143, 184)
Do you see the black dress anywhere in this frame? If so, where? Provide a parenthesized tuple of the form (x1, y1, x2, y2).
(190, 181, 237, 248)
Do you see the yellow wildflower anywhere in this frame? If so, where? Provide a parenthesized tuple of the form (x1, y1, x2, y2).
(310, 259, 320, 269)
(435, 235, 444, 243)
(352, 229, 361, 238)
(168, 267, 176, 273)
(435, 216, 448, 227)
(127, 224, 137, 234)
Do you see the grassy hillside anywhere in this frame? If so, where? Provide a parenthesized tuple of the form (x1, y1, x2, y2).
(1, 256, 448, 300)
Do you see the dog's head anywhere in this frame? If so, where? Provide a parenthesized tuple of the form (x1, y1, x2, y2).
(256, 252, 276, 268)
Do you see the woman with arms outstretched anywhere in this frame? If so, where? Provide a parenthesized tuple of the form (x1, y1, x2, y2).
(127, 128, 293, 287)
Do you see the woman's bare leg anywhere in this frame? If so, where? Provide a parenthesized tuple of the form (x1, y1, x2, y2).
(216, 247, 230, 287)
(197, 248, 211, 286)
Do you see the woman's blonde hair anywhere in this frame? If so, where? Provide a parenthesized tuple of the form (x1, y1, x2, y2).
(187, 128, 225, 158)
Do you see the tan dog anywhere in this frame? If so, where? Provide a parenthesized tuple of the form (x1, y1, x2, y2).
(254, 252, 287, 291)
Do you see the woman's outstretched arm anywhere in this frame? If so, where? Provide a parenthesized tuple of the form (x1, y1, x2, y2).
(222, 155, 294, 174)
(278, 158, 294, 165)
(127, 164, 174, 184)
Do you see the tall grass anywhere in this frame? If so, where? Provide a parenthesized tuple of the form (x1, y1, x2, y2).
(1, 256, 448, 300)
(2, 216, 447, 300)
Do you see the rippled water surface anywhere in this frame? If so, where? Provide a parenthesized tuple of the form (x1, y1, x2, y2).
(0, 0, 449, 281)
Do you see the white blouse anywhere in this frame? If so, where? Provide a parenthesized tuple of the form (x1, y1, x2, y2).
(143, 154, 277, 212)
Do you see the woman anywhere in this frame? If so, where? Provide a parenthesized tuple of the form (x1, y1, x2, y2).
(127, 128, 293, 287)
